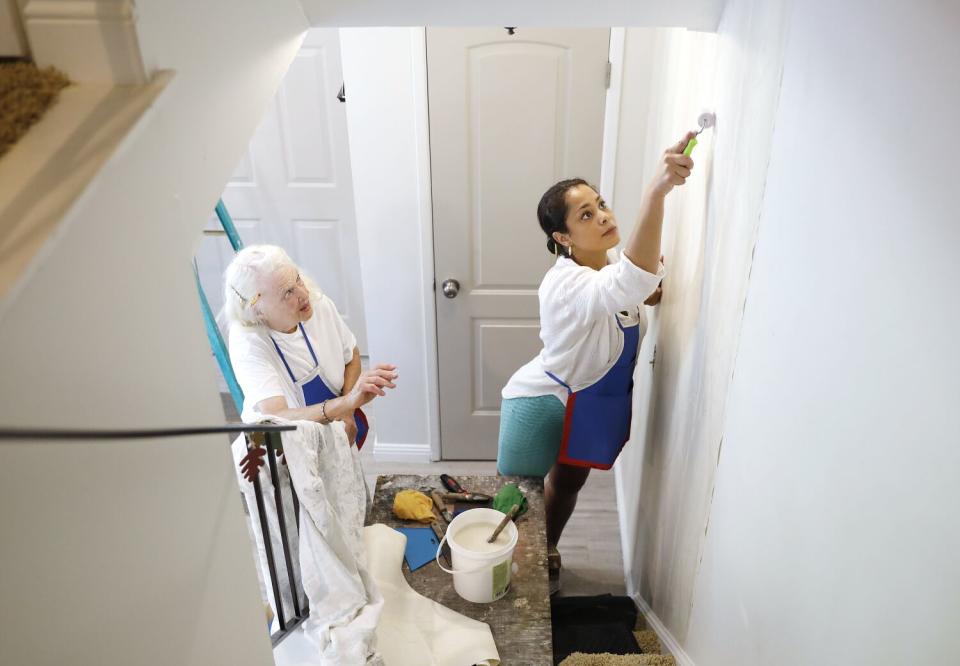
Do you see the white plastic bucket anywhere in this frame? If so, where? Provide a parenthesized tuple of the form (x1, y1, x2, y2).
(435, 507, 519, 603)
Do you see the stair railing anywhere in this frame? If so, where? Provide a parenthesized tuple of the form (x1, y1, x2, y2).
(0, 423, 308, 647)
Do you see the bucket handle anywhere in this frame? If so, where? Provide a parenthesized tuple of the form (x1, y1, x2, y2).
(435, 532, 497, 576)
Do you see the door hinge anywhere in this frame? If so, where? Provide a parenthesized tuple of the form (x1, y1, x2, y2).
(605, 61, 612, 89)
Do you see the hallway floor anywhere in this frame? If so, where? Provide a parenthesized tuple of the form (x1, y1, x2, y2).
(222, 394, 627, 596)
(361, 450, 627, 597)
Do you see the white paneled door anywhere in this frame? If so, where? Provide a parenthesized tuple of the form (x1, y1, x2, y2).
(196, 28, 367, 351)
(429, 28, 609, 460)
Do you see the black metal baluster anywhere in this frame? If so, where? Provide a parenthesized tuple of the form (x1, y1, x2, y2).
(250, 435, 286, 632)
(291, 482, 301, 537)
(266, 431, 302, 619)
(288, 481, 307, 616)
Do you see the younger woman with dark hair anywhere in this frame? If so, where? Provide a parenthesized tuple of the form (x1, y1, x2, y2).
(497, 132, 696, 584)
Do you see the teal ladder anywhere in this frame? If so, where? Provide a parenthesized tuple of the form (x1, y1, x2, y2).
(194, 200, 246, 414)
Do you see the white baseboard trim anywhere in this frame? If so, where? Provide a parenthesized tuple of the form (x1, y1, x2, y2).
(371, 441, 432, 463)
(631, 592, 696, 666)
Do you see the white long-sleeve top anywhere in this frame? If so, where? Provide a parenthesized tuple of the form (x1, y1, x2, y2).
(501, 250, 665, 405)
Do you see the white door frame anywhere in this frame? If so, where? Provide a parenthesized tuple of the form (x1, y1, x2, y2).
(600, 28, 627, 210)
(410, 28, 444, 462)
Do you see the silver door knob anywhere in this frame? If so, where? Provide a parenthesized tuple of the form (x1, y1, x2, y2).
(441, 279, 460, 299)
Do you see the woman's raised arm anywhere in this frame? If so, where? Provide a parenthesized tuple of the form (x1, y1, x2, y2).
(623, 132, 696, 273)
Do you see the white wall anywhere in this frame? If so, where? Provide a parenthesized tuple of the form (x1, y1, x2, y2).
(613, 0, 793, 649)
(611, 25, 718, 646)
(0, 0, 26, 56)
(20, 0, 146, 85)
(0, 1, 308, 663)
(339, 27, 440, 462)
(613, 0, 960, 663)
(684, 1, 960, 664)
(302, 0, 725, 32)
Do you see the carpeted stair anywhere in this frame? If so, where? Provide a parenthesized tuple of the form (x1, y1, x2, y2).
(552, 595, 677, 666)
(560, 618, 677, 666)
(0, 61, 70, 157)
(558, 627, 676, 666)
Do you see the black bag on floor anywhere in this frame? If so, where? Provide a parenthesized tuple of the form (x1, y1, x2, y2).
(551, 594, 641, 664)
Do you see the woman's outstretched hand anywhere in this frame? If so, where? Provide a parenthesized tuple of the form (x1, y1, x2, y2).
(347, 364, 399, 410)
(649, 132, 696, 197)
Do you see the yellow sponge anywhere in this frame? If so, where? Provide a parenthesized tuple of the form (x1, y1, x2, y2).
(393, 489, 436, 523)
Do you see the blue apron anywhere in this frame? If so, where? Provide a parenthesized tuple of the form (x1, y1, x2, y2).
(546, 313, 640, 469)
(271, 324, 369, 449)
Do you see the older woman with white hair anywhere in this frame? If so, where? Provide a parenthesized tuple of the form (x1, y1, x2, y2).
(223, 245, 396, 651)
(223, 244, 398, 444)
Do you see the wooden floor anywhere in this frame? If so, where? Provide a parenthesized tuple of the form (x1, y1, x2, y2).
(361, 450, 627, 598)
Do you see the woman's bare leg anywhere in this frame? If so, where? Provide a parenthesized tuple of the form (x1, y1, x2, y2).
(545, 462, 591, 549)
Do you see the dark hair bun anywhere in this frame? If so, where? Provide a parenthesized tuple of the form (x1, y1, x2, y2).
(538, 177, 592, 257)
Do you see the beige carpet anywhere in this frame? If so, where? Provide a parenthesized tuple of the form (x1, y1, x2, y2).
(559, 628, 677, 666)
(0, 62, 70, 157)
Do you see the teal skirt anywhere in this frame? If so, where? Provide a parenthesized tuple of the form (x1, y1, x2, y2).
(497, 395, 566, 477)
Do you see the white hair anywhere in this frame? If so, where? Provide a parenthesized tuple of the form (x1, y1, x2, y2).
(222, 244, 320, 328)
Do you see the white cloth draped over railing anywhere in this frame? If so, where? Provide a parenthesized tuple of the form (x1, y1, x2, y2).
(231, 419, 383, 664)
(232, 418, 501, 665)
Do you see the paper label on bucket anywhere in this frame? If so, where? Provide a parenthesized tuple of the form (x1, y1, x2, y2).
(492, 559, 510, 599)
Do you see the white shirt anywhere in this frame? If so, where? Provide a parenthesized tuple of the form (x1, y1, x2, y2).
(229, 292, 357, 422)
(501, 251, 664, 405)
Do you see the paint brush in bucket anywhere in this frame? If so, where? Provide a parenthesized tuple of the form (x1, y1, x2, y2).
(488, 504, 520, 543)
(683, 111, 716, 155)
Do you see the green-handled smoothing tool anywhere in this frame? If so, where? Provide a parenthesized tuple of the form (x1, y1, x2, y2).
(683, 111, 716, 155)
